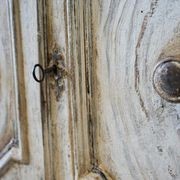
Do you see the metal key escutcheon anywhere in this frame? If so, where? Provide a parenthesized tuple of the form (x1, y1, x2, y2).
(32, 47, 69, 101)
(32, 64, 57, 83)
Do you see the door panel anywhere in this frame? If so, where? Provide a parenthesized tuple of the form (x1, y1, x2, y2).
(0, 0, 45, 179)
(91, 0, 180, 179)
(1, 0, 179, 179)
(29, 0, 180, 179)
(0, 0, 22, 167)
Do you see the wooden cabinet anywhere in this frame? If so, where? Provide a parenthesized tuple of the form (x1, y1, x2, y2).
(0, 0, 180, 179)
(0, 1, 44, 179)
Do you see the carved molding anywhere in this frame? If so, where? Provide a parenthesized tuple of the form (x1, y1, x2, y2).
(66, 0, 111, 179)
(38, 0, 111, 178)
(0, 0, 28, 174)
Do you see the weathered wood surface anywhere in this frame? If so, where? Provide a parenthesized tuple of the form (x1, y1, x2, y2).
(1, 0, 94, 178)
(40, 0, 92, 179)
(1, 0, 180, 179)
(1, 0, 45, 179)
(0, 0, 16, 156)
(0, 0, 93, 179)
(39, 0, 80, 179)
(40, 0, 74, 179)
(90, 0, 180, 179)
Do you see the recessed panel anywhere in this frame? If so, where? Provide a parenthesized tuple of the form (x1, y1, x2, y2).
(0, 0, 28, 173)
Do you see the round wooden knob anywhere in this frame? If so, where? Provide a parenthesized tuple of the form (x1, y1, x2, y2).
(153, 58, 180, 102)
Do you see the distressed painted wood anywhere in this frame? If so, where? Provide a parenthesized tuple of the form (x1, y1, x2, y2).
(90, 0, 180, 179)
(0, 0, 27, 172)
(39, 0, 75, 179)
(0, 0, 94, 178)
(1, 0, 180, 179)
(40, 0, 180, 179)
(0, 0, 45, 179)
(39, 0, 92, 179)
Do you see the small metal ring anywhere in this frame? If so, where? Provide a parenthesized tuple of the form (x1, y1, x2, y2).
(32, 64, 45, 82)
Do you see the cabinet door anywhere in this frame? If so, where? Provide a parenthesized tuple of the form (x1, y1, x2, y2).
(88, 0, 180, 179)
(40, 0, 180, 179)
(0, 0, 45, 179)
(2, 0, 179, 179)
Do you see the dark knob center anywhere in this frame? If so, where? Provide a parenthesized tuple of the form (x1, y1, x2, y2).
(153, 59, 180, 102)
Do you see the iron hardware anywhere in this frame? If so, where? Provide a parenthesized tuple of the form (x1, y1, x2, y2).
(32, 48, 69, 100)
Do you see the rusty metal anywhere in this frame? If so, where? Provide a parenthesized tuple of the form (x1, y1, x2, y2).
(32, 48, 69, 101)
(33, 64, 57, 82)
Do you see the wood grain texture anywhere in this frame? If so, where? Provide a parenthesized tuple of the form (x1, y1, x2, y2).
(66, 0, 92, 177)
(1, 0, 45, 179)
(0, 0, 16, 157)
(1, 0, 179, 179)
(40, 0, 94, 179)
(0, 0, 29, 175)
(39, 0, 75, 179)
(91, 0, 180, 179)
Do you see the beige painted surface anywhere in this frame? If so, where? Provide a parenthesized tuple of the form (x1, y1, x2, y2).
(0, 0, 45, 179)
(1, 0, 180, 179)
(91, 0, 180, 179)
(40, 0, 74, 179)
